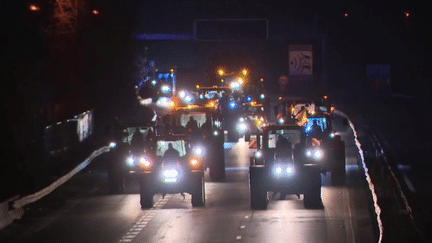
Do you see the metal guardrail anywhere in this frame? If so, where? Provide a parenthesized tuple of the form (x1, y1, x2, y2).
(334, 110, 384, 243)
(0, 146, 111, 230)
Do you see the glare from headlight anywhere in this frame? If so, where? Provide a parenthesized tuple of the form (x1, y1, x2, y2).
(109, 142, 116, 148)
(190, 158, 200, 167)
(239, 117, 245, 122)
(127, 157, 135, 166)
(278, 118, 284, 124)
(313, 150, 323, 159)
(161, 85, 171, 93)
(329, 132, 335, 138)
(306, 150, 312, 157)
(179, 91, 186, 98)
(286, 167, 293, 174)
(163, 169, 179, 178)
(139, 157, 152, 167)
(194, 147, 203, 156)
(275, 167, 282, 175)
(255, 151, 262, 158)
(237, 123, 248, 132)
(260, 94, 265, 99)
(213, 130, 219, 136)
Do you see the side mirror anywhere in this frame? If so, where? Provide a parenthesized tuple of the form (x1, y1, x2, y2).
(245, 133, 251, 142)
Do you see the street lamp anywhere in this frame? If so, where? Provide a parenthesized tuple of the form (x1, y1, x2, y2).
(218, 69, 224, 76)
(242, 69, 248, 76)
(30, 5, 40, 11)
(93, 10, 99, 15)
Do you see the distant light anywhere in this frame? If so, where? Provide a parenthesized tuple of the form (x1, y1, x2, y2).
(229, 101, 237, 109)
(344, 13, 348, 17)
(218, 69, 224, 76)
(242, 69, 248, 76)
(179, 91, 186, 98)
(161, 85, 171, 93)
(260, 94, 265, 99)
(230, 82, 240, 90)
(196, 84, 200, 89)
(238, 78, 244, 85)
(260, 78, 264, 82)
(278, 96, 283, 100)
(30, 5, 40, 11)
(151, 80, 157, 86)
(185, 96, 193, 103)
(246, 96, 252, 102)
(404, 12, 410, 17)
(93, 10, 99, 15)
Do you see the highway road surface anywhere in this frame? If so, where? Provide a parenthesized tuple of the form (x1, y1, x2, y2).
(0, 115, 377, 243)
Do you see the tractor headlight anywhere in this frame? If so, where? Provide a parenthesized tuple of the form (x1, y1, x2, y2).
(255, 151, 262, 158)
(139, 157, 152, 168)
(313, 150, 323, 159)
(306, 149, 324, 160)
(273, 165, 294, 177)
(193, 146, 204, 156)
(161, 85, 171, 93)
(213, 130, 219, 136)
(190, 158, 201, 167)
(163, 169, 179, 178)
(109, 142, 116, 148)
(237, 123, 248, 132)
(329, 132, 335, 138)
(127, 157, 135, 166)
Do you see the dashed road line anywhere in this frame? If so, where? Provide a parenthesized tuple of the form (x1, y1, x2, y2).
(118, 195, 172, 243)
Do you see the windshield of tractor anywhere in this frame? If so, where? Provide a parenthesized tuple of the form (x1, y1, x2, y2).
(305, 117, 328, 134)
(267, 129, 302, 149)
(124, 127, 152, 144)
(156, 140, 186, 157)
(179, 112, 207, 128)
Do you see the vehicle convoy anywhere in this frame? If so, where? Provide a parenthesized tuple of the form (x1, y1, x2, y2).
(248, 124, 322, 209)
(136, 134, 206, 208)
(236, 101, 267, 140)
(275, 96, 346, 185)
(107, 121, 156, 194)
(163, 104, 226, 181)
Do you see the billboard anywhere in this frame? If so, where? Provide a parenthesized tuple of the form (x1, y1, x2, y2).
(289, 45, 313, 77)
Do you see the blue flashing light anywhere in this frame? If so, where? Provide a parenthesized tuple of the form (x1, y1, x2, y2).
(229, 101, 237, 109)
(246, 96, 252, 102)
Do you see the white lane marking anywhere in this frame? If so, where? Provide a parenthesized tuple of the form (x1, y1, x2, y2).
(118, 195, 172, 243)
(342, 189, 356, 243)
(240, 225, 246, 229)
(236, 236, 242, 240)
(245, 216, 249, 219)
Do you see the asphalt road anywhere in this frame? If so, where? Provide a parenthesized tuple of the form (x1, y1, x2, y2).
(0, 115, 377, 243)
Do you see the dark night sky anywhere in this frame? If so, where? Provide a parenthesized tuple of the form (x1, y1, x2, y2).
(2, 0, 431, 99)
